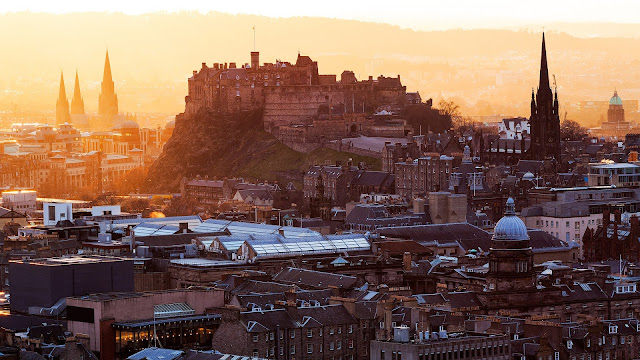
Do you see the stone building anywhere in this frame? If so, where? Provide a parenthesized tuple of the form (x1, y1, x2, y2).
(181, 52, 407, 141)
(394, 154, 454, 199)
(527, 33, 561, 162)
(486, 198, 536, 292)
(583, 210, 640, 262)
(211, 304, 360, 360)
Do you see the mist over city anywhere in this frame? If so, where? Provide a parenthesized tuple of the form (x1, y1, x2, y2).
(1, 2, 640, 359)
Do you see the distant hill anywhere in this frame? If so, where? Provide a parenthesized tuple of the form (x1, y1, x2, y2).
(145, 110, 380, 192)
(4, 12, 640, 124)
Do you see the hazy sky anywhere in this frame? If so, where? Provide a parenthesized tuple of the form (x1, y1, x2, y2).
(4, 0, 640, 31)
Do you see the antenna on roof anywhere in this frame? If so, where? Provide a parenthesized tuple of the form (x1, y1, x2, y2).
(252, 25, 256, 51)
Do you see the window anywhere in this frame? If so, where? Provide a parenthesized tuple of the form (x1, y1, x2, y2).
(252, 349, 259, 357)
(330, 342, 335, 351)
(349, 325, 353, 334)
(307, 329, 313, 338)
(330, 327, 335, 335)
(307, 344, 313, 354)
(253, 335, 258, 342)
(290, 345, 295, 354)
(270, 332, 274, 340)
(381, 350, 385, 360)
(291, 330, 295, 339)
(279, 346, 284, 356)
(337, 340, 342, 350)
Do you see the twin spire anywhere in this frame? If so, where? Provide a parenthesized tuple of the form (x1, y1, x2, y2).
(56, 50, 118, 126)
(56, 70, 85, 124)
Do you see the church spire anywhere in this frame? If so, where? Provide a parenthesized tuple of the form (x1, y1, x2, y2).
(71, 70, 85, 115)
(103, 50, 113, 85)
(539, 33, 550, 91)
(58, 71, 67, 102)
(56, 71, 71, 125)
(99, 49, 119, 127)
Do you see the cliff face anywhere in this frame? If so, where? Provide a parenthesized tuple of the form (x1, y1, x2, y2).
(146, 110, 380, 192)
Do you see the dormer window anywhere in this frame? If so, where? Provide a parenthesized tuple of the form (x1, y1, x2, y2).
(567, 339, 573, 349)
(609, 325, 618, 334)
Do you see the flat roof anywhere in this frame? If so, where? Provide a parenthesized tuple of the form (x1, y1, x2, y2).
(591, 163, 640, 169)
(9, 255, 131, 266)
(68, 289, 218, 302)
(113, 314, 220, 329)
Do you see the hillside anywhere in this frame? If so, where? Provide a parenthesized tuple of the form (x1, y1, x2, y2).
(145, 110, 381, 192)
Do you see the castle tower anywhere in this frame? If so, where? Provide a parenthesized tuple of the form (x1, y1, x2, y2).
(56, 72, 71, 125)
(98, 50, 119, 126)
(70, 71, 84, 115)
(486, 198, 536, 292)
(528, 33, 560, 161)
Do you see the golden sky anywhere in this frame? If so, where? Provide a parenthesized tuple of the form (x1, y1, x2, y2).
(2, 6, 640, 126)
(3, 0, 640, 32)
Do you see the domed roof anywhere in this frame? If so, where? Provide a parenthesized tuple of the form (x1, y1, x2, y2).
(610, 91, 623, 106)
(492, 198, 529, 241)
(114, 120, 139, 130)
(523, 171, 535, 181)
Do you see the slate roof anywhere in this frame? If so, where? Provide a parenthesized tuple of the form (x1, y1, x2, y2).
(528, 230, 577, 251)
(0, 207, 27, 218)
(374, 240, 431, 256)
(351, 171, 394, 188)
(516, 160, 544, 174)
(230, 280, 296, 296)
(128, 347, 184, 360)
(273, 267, 357, 289)
(377, 223, 492, 252)
(556, 282, 608, 302)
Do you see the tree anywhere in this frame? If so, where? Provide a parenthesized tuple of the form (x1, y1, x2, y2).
(560, 119, 587, 141)
(401, 103, 452, 134)
(438, 99, 472, 130)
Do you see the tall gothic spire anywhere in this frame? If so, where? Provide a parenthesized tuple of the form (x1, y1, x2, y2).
(529, 33, 561, 162)
(56, 71, 71, 124)
(539, 33, 550, 91)
(103, 50, 113, 85)
(98, 49, 119, 127)
(70, 70, 85, 115)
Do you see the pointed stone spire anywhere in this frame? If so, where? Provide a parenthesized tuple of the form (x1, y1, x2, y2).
(70, 70, 85, 115)
(56, 71, 71, 125)
(98, 49, 119, 127)
(539, 33, 550, 91)
(103, 50, 113, 86)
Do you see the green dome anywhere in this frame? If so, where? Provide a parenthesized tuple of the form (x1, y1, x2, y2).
(610, 91, 623, 106)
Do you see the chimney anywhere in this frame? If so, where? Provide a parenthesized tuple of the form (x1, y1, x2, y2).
(229, 62, 237, 69)
(615, 210, 622, 224)
(214, 63, 219, 69)
(603, 209, 610, 230)
(251, 51, 260, 69)
(285, 287, 297, 306)
(202, 62, 207, 69)
(218, 305, 242, 322)
(403, 252, 412, 272)
(179, 222, 189, 233)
